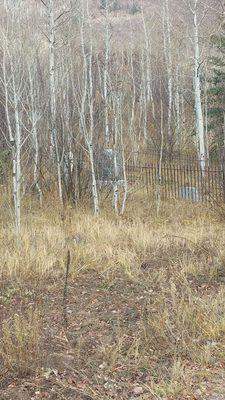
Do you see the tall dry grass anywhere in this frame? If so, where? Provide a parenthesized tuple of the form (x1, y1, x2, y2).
(0, 192, 222, 280)
(1, 192, 225, 395)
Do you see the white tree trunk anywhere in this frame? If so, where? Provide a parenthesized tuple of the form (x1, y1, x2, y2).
(28, 68, 43, 205)
(163, 0, 173, 142)
(129, 50, 136, 144)
(13, 88, 21, 236)
(204, 80, 209, 160)
(112, 95, 119, 215)
(49, 0, 56, 154)
(48, 0, 63, 203)
(78, 0, 99, 214)
(2, 24, 22, 236)
(142, 8, 155, 119)
(88, 143, 99, 214)
(103, 1, 110, 144)
(193, 0, 206, 172)
(140, 50, 148, 142)
(119, 96, 128, 215)
(156, 96, 164, 216)
(175, 65, 181, 145)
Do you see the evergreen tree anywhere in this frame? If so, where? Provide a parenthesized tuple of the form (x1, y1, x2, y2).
(208, 23, 225, 157)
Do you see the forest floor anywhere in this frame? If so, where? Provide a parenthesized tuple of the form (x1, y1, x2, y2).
(1, 193, 225, 399)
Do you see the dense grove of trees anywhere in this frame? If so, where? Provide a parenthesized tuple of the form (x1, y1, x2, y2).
(0, 0, 223, 231)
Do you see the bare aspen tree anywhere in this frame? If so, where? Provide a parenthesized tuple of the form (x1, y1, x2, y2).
(180, 68, 186, 137)
(119, 94, 128, 215)
(163, 0, 173, 143)
(40, 0, 66, 204)
(138, 50, 144, 140)
(28, 61, 43, 205)
(11, 64, 22, 235)
(126, 17, 141, 154)
(0, 4, 25, 235)
(175, 65, 181, 145)
(190, 0, 206, 172)
(112, 93, 119, 215)
(139, 44, 156, 147)
(141, 7, 155, 119)
(68, 44, 84, 202)
(111, 54, 127, 215)
(128, 45, 136, 145)
(103, 0, 111, 144)
(78, 0, 99, 214)
(47, 0, 57, 154)
(139, 49, 148, 142)
(58, 51, 76, 202)
(203, 67, 209, 160)
(156, 84, 164, 216)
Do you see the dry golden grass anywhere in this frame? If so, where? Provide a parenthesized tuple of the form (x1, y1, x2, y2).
(1, 192, 225, 398)
(0, 192, 221, 278)
(0, 309, 40, 375)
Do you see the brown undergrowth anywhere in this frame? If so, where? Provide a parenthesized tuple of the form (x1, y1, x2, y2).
(0, 193, 225, 399)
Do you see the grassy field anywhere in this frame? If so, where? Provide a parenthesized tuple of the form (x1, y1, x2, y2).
(1, 193, 225, 399)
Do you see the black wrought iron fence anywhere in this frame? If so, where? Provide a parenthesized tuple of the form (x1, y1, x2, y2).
(126, 154, 225, 203)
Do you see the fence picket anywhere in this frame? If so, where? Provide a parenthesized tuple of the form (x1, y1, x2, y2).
(125, 152, 224, 203)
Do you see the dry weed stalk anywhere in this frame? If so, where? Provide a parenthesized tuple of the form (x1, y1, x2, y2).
(63, 249, 71, 327)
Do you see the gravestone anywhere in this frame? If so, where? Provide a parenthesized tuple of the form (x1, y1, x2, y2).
(178, 186, 201, 202)
(97, 149, 123, 184)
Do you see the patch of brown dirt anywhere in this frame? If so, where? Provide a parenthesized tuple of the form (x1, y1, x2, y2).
(0, 270, 225, 399)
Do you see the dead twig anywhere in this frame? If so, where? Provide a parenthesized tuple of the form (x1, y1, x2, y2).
(63, 250, 71, 327)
